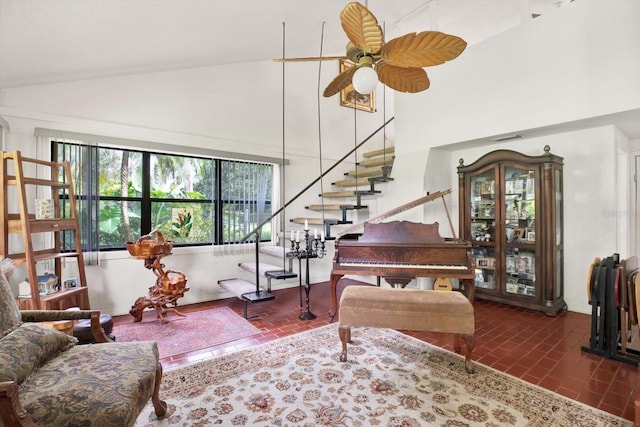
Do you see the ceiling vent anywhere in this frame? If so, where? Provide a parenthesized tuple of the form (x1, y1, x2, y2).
(493, 134, 522, 142)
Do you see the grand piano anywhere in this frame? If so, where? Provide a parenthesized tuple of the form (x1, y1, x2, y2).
(328, 190, 475, 320)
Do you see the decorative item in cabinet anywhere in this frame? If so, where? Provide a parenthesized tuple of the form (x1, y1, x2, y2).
(0, 150, 89, 310)
(458, 145, 566, 315)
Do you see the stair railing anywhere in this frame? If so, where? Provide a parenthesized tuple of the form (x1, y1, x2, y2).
(241, 116, 394, 244)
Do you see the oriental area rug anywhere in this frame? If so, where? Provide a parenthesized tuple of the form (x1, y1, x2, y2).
(134, 324, 631, 427)
(113, 307, 261, 358)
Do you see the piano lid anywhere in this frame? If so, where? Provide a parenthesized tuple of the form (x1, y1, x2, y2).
(357, 221, 445, 244)
(338, 189, 457, 239)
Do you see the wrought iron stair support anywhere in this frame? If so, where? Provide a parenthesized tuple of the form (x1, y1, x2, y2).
(241, 231, 275, 303)
(355, 190, 381, 206)
(323, 219, 340, 240)
(340, 205, 354, 223)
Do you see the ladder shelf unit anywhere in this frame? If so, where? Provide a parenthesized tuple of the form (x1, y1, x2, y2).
(0, 150, 89, 310)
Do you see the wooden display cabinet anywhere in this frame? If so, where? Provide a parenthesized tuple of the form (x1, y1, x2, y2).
(458, 145, 566, 315)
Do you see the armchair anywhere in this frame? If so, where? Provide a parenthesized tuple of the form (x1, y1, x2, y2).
(0, 269, 167, 427)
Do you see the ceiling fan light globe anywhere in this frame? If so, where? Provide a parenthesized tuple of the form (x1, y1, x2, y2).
(352, 67, 378, 94)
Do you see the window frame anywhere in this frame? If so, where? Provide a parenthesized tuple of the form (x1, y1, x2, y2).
(52, 141, 274, 251)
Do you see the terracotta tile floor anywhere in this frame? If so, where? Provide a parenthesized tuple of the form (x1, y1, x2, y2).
(113, 279, 640, 423)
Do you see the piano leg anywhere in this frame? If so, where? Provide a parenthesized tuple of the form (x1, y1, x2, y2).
(329, 273, 345, 321)
(461, 278, 475, 303)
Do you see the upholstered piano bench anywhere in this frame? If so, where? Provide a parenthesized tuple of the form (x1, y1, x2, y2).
(338, 286, 475, 373)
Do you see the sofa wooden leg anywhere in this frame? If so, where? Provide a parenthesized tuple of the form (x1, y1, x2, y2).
(338, 325, 351, 362)
(151, 362, 167, 418)
(0, 381, 36, 427)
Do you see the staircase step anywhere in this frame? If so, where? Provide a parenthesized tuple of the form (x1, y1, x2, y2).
(307, 204, 366, 212)
(363, 146, 394, 158)
(238, 262, 288, 276)
(290, 217, 325, 225)
(369, 176, 394, 183)
(357, 156, 394, 167)
(218, 278, 275, 319)
(345, 166, 386, 177)
(259, 245, 291, 258)
(333, 177, 377, 187)
(265, 270, 297, 280)
(319, 190, 356, 198)
(218, 278, 263, 299)
(306, 204, 344, 211)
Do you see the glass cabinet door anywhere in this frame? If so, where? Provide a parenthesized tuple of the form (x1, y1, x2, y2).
(503, 166, 536, 298)
(469, 169, 497, 291)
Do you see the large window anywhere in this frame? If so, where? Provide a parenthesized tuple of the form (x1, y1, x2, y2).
(53, 142, 273, 251)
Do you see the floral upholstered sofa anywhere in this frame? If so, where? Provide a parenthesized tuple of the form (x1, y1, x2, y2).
(0, 269, 167, 427)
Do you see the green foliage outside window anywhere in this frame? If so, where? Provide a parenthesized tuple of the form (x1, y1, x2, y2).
(53, 142, 273, 250)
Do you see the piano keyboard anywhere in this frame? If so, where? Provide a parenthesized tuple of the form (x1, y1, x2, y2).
(339, 261, 469, 270)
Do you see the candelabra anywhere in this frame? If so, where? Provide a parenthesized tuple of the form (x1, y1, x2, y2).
(289, 221, 326, 320)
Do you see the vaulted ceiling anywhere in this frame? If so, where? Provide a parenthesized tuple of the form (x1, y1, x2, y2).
(0, 0, 569, 89)
(1, 0, 637, 138)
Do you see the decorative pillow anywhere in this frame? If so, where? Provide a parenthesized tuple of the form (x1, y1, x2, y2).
(0, 323, 77, 384)
(0, 268, 21, 338)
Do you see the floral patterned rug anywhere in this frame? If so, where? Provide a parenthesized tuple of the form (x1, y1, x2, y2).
(113, 307, 261, 358)
(135, 324, 631, 426)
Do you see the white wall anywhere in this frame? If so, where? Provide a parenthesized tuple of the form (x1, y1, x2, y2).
(397, 0, 640, 147)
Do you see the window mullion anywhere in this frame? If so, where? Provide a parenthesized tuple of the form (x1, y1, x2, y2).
(141, 152, 151, 235)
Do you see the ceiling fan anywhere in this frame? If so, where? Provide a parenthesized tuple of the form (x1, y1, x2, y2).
(275, 1, 468, 97)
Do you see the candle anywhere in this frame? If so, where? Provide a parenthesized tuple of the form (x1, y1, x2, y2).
(304, 219, 309, 231)
(290, 230, 294, 241)
(296, 231, 300, 242)
(321, 231, 325, 242)
(314, 229, 317, 239)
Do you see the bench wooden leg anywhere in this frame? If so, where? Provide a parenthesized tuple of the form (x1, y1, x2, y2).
(453, 333, 462, 354)
(151, 362, 168, 418)
(338, 325, 351, 362)
(456, 334, 474, 374)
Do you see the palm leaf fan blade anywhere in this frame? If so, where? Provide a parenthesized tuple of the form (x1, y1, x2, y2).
(323, 65, 358, 97)
(381, 31, 467, 68)
(376, 63, 430, 93)
(340, 2, 383, 54)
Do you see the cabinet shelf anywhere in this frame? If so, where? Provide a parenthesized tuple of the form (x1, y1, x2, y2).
(459, 146, 565, 315)
(7, 175, 71, 188)
(473, 242, 495, 247)
(17, 286, 88, 310)
(9, 250, 83, 265)
(505, 242, 535, 249)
